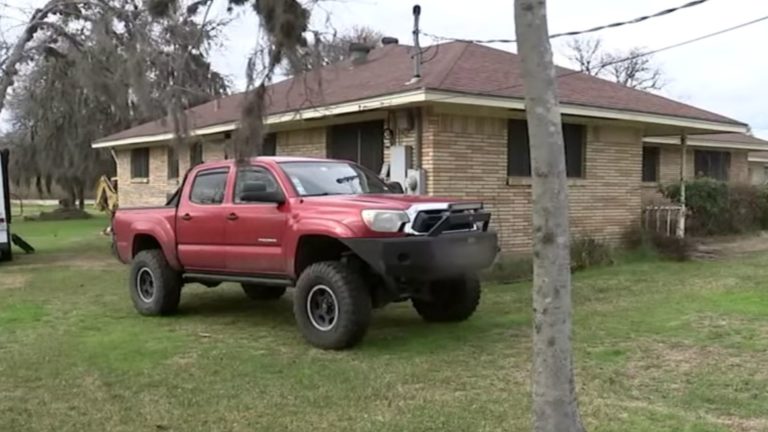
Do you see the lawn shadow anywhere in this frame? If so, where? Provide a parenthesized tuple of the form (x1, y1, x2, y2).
(177, 287, 297, 328)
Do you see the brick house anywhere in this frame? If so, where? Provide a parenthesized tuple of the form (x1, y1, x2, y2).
(641, 133, 768, 202)
(92, 41, 764, 252)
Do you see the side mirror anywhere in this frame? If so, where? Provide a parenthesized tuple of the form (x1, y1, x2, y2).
(387, 181, 405, 194)
(240, 181, 285, 204)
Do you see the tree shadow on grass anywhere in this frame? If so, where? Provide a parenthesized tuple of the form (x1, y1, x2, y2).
(173, 286, 527, 353)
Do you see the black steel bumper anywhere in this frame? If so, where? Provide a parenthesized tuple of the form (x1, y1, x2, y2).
(342, 231, 499, 280)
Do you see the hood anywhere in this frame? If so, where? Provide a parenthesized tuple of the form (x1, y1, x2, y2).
(299, 194, 458, 211)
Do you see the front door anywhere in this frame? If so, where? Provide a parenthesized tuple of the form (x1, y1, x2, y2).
(223, 165, 289, 275)
(176, 167, 230, 271)
(328, 120, 384, 173)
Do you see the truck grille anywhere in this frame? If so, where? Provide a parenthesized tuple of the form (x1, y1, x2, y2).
(411, 209, 476, 234)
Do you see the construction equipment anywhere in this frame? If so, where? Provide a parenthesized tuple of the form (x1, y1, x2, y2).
(95, 175, 119, 216)
(95, 175, 118, 235)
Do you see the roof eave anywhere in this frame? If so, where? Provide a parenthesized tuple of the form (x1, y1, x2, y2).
(91, 89, 749, 149)
(644, 136, 768, 151)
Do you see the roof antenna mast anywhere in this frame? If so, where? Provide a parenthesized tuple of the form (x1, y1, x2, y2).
(412, 4, 422, 80)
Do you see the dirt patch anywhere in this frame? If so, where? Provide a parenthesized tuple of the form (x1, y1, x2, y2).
(0, 273, 28, 290)
(691, 232, 768, 260)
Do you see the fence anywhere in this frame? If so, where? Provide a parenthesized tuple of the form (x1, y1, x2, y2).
(642, 205, 685, 237)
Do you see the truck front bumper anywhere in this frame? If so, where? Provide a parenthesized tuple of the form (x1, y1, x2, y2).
(342, 231, 499, 280)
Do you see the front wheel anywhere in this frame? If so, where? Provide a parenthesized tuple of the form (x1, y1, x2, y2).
(293, 261, 372, 350)
(129, 250, 182, 316)
(412, 275, 481, 322)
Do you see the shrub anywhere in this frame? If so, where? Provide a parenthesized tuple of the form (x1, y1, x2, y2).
(482, 254, 532, 284)
(662, 179, 768, 235)
(663, 178, 728, 235)
(624, 226, 692, 261)
(570, 236, 615, 271)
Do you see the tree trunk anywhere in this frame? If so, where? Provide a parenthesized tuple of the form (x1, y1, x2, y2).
(514, 1, 586, 431)
(77, 181, 85, 210)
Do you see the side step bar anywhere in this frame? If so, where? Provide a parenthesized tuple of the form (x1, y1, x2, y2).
(184, 273, 293, 287)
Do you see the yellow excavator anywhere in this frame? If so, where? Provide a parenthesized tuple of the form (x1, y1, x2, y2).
(94, 175, 118, 234)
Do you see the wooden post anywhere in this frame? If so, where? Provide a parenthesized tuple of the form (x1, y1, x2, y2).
(676, 132, 688, 238)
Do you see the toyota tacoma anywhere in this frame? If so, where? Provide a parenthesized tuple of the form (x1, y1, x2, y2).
(112, 157, 498, 349)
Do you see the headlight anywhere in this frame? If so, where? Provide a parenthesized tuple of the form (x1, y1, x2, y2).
(361, 210, 409, 233)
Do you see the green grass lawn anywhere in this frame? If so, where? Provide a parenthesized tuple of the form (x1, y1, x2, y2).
(2, 218, 768, 431)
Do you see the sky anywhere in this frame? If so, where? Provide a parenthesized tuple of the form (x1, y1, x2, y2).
(3, 0, 768, 138)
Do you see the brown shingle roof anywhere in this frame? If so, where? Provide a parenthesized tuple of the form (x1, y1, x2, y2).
(96, 42, 745, 144)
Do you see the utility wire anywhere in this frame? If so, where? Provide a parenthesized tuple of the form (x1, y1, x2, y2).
(423, 14, 768, 104)
(422, 0, 712, 44)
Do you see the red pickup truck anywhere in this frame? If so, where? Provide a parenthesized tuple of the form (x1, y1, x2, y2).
(112, 157, 498, 349)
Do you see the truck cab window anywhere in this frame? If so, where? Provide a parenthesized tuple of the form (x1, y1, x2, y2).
(234, 167, 280, 203)
(189, 169, 229, 205)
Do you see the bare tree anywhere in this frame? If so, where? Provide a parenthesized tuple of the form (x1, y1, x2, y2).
(515, 1, 586, 431)
(1, 0, 228, 207)
(565, 36, 664, 91)
(284, 25, 383, 75)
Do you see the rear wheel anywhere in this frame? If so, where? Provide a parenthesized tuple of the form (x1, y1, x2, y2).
(129, 250, 182, 316)
(293, 261, 371, 350)
(412, 274, 481, 322)
(241, 284, 286, 301)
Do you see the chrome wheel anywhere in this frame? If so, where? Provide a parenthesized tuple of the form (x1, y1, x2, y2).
(306, 285, 338, 331)
(136, 268, 156, 303)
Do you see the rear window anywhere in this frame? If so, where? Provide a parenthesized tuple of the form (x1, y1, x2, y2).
(189, 168, 229, 205)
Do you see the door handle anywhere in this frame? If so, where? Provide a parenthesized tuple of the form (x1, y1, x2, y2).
(181, 213, 192, 221)
(227, 213, 239, 221)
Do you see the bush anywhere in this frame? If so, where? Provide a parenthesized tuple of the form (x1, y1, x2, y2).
(570, 236, 615, 271)
(663, 178, 728, 235)
(482, 254, 532, 284)
(482, 236, 615, 284)
(662, 179, 768, 235)
(624, 226, 692, 261)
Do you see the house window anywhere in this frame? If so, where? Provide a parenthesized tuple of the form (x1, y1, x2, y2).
(507, 120, 585, 178)
(263, 133, 276, 156)
(190, 142, 203, 167)
(642, 146, 660, 182)
(694, 150, 730, 181)
(189, 168, 229, 205)
(167, 147, 179, 180)
(130, 148, 149, 179)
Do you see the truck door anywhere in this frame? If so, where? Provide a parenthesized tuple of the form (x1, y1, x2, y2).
(223, 165, 289, 275)
(176, 167, 230, 271)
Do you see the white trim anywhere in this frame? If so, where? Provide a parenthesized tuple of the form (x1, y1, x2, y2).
(92, 88, 748, 149)
(425, 90, 748, 134)
(92, 122, 238, 148)
(644, 136, 768, 151)
(748, 156, 768, 163)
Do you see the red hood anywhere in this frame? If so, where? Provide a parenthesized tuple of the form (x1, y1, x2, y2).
(299, 194, 460, 210)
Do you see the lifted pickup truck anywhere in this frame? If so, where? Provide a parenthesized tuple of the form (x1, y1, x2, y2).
(113, 157, 498, 349)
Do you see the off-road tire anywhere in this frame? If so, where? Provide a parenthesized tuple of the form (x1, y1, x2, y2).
(241, 284, 286, 301)
(129, 249, 182, 316)
(412, 275, 481, 322)
(293, 261, 372, 350)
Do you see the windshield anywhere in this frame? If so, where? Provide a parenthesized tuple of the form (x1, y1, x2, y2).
(280, 161, 393, 197)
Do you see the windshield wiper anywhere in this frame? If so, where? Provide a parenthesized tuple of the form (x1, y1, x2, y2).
(303, 192, 344, 197)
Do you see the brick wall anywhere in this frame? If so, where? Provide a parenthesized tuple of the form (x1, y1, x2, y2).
(276, 128, 326, 157)
(643, 145, 750, 204)
(422, 110, 643, 252)
(116, 146, 179, 207)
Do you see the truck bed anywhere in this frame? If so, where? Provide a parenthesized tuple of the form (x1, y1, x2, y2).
(112, 206, 177, 264)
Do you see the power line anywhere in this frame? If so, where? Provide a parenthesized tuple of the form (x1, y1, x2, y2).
(422, 0, 712, 44)
(424, 14, 768, 104)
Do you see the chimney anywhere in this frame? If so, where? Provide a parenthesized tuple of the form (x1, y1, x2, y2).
(348, 43, 371, 65)
(214, 98, 221, 111)
(381, 37, 399, 45)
